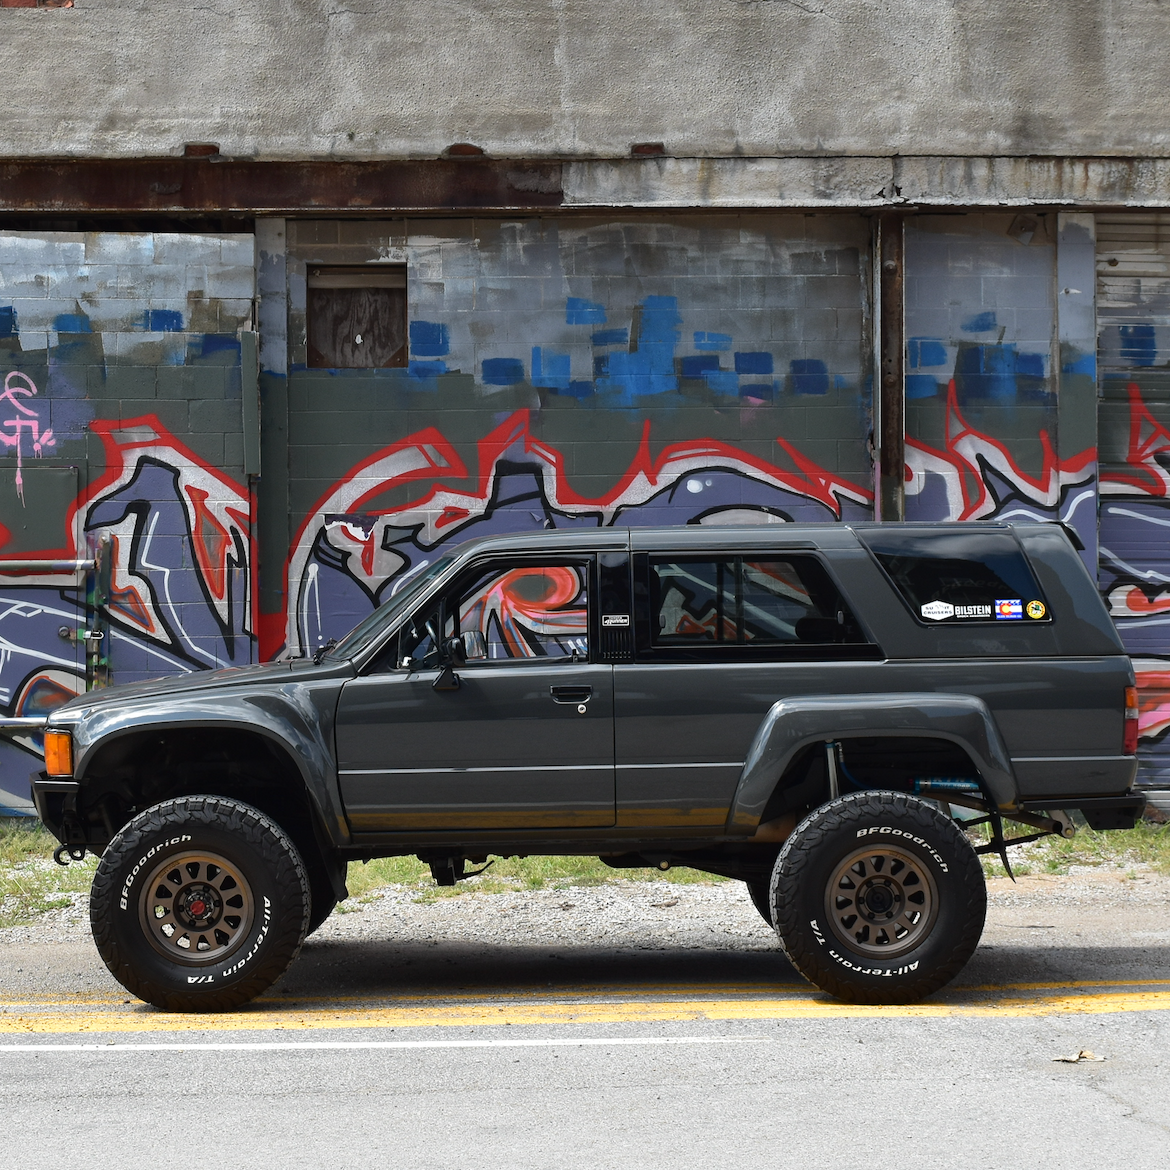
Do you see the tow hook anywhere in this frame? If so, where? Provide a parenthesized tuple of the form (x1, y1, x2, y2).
(53, 844, 88, 866)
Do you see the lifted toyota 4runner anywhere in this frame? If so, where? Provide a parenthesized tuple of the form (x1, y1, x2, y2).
(31, 522, 1143, 1010)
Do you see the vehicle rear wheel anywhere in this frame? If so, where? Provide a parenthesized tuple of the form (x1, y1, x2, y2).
(772, 791, 986, 1004)
(90, 795, 310, 1011)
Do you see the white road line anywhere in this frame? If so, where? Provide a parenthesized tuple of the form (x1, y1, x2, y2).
(0, 1035, 769, 1054)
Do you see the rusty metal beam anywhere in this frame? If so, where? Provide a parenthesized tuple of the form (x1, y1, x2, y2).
(877, 212, 905, 522)
(0, 159, 564, 214)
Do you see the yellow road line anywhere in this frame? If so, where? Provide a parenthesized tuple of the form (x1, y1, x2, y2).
(3, 990, 1170, 1033)
(2, 978, 1168, 1011)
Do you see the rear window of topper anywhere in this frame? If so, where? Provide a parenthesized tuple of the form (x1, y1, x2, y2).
(858, 528, 1051, 626)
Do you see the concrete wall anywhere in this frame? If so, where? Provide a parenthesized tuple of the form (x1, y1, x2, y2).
(2, 1, 1169, 162)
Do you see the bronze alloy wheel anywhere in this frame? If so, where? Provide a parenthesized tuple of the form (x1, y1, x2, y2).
(824, 842, 939, 960)
(137, 849, 255, 965)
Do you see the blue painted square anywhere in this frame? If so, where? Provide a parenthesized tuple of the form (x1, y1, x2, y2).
(639, 296, 681, 344)
(908, 337, 947, 368)
(591, 328, 628, 347)
(681, 354, 721, 378)
(53, 313, 91, 334)
(141, 309, 184, 332)
(693, 331, 732, 352)
(482, 357, 526, 386)
(789, 359, 829, 395)
(906, 374, 940, 399)
(408, 359, 446, 382)
(1016, 351, 1046, 379)
(956, 344, 1016, 399)
(566, 381, 595, 399)
(740, 383, 774, 401)
(704, 370, 740, 395)
(196, 334, 242, 359)
(532, 347, 572, 393)
(410, 320, 450, 357)
(0, 306, 17, 338)
(1120, 324, 1156, 367)
(734, 351, 773, 376)
(566, 297, 606, 325)
(961, 311, 997, 333)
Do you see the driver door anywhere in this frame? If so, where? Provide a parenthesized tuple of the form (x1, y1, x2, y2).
(335, 557, 616, 831)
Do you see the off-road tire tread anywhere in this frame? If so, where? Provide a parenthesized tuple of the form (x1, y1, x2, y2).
(90, 795, 310, 1012)
(770, 791, 986, 1004)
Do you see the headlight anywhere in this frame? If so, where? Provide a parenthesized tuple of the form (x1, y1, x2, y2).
(43, 731, 73, 777)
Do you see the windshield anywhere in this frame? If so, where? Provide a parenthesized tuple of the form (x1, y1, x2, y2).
(320, 553, 458, 661)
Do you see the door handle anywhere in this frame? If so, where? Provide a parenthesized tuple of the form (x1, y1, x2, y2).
(550, 686, 592, 705)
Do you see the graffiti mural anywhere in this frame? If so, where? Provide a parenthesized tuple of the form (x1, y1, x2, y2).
(283, 409, 874, 657)
(905, 379, 1097, 526)
(1098, 383, 1170, 786)
(0, 229, 256, 811)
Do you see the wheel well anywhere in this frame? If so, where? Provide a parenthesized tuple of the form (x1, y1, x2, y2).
(759, 736, 985, 824)
(77, 728, 336, 887)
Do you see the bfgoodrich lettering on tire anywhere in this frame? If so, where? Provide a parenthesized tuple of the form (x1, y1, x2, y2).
(771, 791, 986, 1005)
(90, 796, 310, 1012)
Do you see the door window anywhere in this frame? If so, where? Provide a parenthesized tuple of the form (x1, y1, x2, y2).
(396, 561, 590, 668)
(458, 564, 589, 660)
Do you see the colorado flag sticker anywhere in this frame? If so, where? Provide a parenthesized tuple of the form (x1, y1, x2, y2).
(995, 599, 1023, 620)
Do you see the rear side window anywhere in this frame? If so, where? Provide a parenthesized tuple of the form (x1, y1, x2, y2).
(859, 528, 1050, 624)
(650, 556, 866, 646)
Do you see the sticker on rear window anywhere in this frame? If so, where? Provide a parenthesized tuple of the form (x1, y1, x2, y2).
(920, 601, 954, 621)
(1026, 600, 1046, 619)
(995, 599, 1023, 620)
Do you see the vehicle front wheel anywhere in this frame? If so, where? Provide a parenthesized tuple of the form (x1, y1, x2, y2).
(745, 878, 775, 929)
(90, 796, 310, 1011)
(771, 791, 986, 1005)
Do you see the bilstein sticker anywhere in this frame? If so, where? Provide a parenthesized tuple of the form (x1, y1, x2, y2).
(1026, 600, 1046, 619)
(954, 604, 991, 619)
(920, 601, 954, 621)
(995, 599, 1024, 620)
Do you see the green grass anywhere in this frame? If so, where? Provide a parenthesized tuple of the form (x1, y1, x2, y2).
(973, 818, 1170, 879)
(2, 812, 1168, 927)
(0, 819, 98, 929)
(344, 853, 727, 907)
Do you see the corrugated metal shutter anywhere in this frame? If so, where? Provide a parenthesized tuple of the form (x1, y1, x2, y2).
(1097, 214, 1170, 793)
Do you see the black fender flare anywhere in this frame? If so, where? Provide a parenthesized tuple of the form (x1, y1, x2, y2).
(68, 692, 348, 849)
(725, 691, 1019, 833)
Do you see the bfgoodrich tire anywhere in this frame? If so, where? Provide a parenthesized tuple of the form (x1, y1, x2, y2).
(771, 791, 986, 1005)
(90, 796, 310, 1012)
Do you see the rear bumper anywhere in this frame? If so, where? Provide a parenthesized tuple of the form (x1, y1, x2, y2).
(1020, 790, 1147, 830)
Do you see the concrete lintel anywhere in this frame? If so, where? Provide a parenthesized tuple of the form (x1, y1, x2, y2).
(565, 157, 1170, 209)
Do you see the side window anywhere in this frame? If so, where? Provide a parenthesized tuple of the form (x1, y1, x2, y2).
(650, 556, 864, 647)
(859, 528, 1051, 624)
(458, 562, 589, 661)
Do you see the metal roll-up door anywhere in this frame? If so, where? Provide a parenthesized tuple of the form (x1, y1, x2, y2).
(1097, 213, 1170, 801)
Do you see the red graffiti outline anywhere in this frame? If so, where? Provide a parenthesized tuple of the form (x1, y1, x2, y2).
(905, 379, 1095, 520)
(1100, 382, 1170, 498)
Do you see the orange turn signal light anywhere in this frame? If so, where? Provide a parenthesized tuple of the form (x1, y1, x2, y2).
(43, 731, 73, 777)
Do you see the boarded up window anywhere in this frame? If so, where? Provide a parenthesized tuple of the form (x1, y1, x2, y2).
(307, 266, 407, 369)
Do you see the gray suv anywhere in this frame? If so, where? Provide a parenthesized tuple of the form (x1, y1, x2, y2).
(32, 522, 1143, 1011)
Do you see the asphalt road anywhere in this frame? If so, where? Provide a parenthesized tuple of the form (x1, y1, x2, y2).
(1, 871, 1168, 1169)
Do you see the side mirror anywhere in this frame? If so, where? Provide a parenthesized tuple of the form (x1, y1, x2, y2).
(444, 631, 487, 664)
(461, 630, 487, 660)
